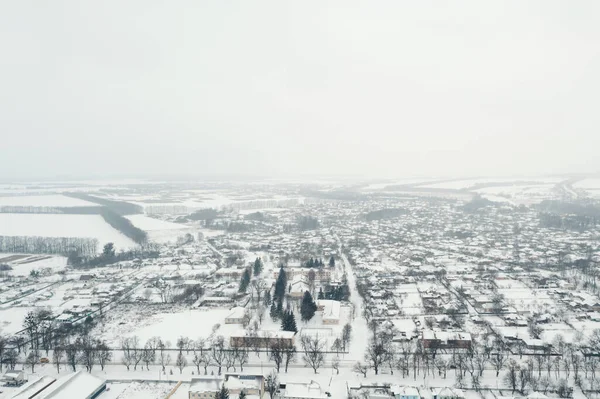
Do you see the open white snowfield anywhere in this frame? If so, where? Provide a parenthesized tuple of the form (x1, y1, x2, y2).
(125, 215, 195, 243)
(474, 184, 560, 205)
(574, 178, 600, 198)
(419, 177, 563, 190)
(0, 213, 137, 253)
(0, 254, 67, 277)
(0, 194, 100, 208)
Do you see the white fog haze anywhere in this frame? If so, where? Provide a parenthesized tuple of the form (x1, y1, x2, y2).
(1, 1, 599, 179)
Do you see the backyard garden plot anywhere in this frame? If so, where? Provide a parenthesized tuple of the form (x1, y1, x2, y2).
(0, 305, 37, 335)
(496, 286, 555, 313)
(95, 305, 233, 346)
(5, 255, 67, 277)
(539, 322, 576, 344)
(0, 213, 137, 253)
(394, 284, 424, 315)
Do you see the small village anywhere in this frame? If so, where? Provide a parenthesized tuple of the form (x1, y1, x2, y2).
(1, 185, 600, 399)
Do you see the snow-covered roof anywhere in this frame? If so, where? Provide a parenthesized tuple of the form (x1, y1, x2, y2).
(36, 370, 105, 399)
(190, 376, 223, 393)
(317, 300, 341, 321)
(282, 381, 328, 399)
(226, 307, 246, 320)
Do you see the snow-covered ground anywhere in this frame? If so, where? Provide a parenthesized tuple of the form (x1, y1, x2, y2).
(1, 255, 67, 277)
(420, 177, 563, 190)
(474, 184, 558, 204)
(573, 178, 600, 198)
(0, 214, 137, 253)
(125, 215, 194, 244)
(0, 194, 100, 207)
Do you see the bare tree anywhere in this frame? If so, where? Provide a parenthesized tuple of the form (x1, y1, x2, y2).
(192, 343, 208, 374)
(225, 349, 236, 372)
(96, 341, 112, 371)
(491, 351, 507, 377)
(78, 337, 97, 372)
(504, 360, 519, 393)
(53, 345, 65, 372)
(65, 341, 80, 372)
(121, 337, 134, 371)
(211, 337, 227, 375)
(142, 339, 157, 370)
(176, 352, 187, 374)
(4, 349, 18, 370)
(265, 370, 279, 399)
(353, 361, 368, 377)
(518, 367, 531, 395)
(332, 356, 340, 375)
(283, 345, 297, 372)
(130, 336, 143, 371)
(365, 339, 387, 375)
(236, 346, 249, 371)
(157, 339, 171, 372)
(269, 341, 284, 372)
(435, 358, 448, 378)
(25, 351, 38, 373)
(300, 335, 325, 374)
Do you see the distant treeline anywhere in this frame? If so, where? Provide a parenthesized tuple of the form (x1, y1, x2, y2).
(64, 193, 143, 215)
(298, 215, 319, 230)
(364, 207, 408, 221)
(537, 200, 600, 232)
(539, 212, 598, 231)
(99, 209, 147, 244)
(0, 236, 98, 257)
(74, 245, 160, 268)
(302, 190, 364, 201)
(538, 200, 600, 217)
(180, 208, 219, 222)
(462, 196, 496, 212)
(0, 206, 102, 214)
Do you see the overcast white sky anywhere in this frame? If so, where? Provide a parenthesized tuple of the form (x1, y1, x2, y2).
(1, 1, 599, 180)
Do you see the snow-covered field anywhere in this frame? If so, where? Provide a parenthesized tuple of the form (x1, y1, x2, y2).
(0, 214, 137, 252)
(0, 194, 100, 207)
(125, 215, 194, 243)
(574, 178, 600, 189)
(474, 184, 558, 204)
(420, 177, 563, 190)
(362, 178, 438, 191)
(1, 255, 67, 277)
(574, 178, 600, 198)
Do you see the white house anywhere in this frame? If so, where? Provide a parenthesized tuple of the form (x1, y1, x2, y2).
(225, 307, 247, 324)
(317, 300, 341, 325)
(279, 381, 328, 399)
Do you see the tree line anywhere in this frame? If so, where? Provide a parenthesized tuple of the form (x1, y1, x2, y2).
(99, 208, 147, 244)
(64, 193, 143, 215)
(0, 236, 98, 257)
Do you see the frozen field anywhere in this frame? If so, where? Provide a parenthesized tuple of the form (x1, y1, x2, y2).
(125, 215, 194, 244)
(0, 214, 137, 252)
(474, 184, 558, 204)
(0, 194, 100, 207)
(420, 177, 562, 190)
(574, 178, 600, 198)
(574, 178, 600, 189)
(2, 255, 67, 277)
